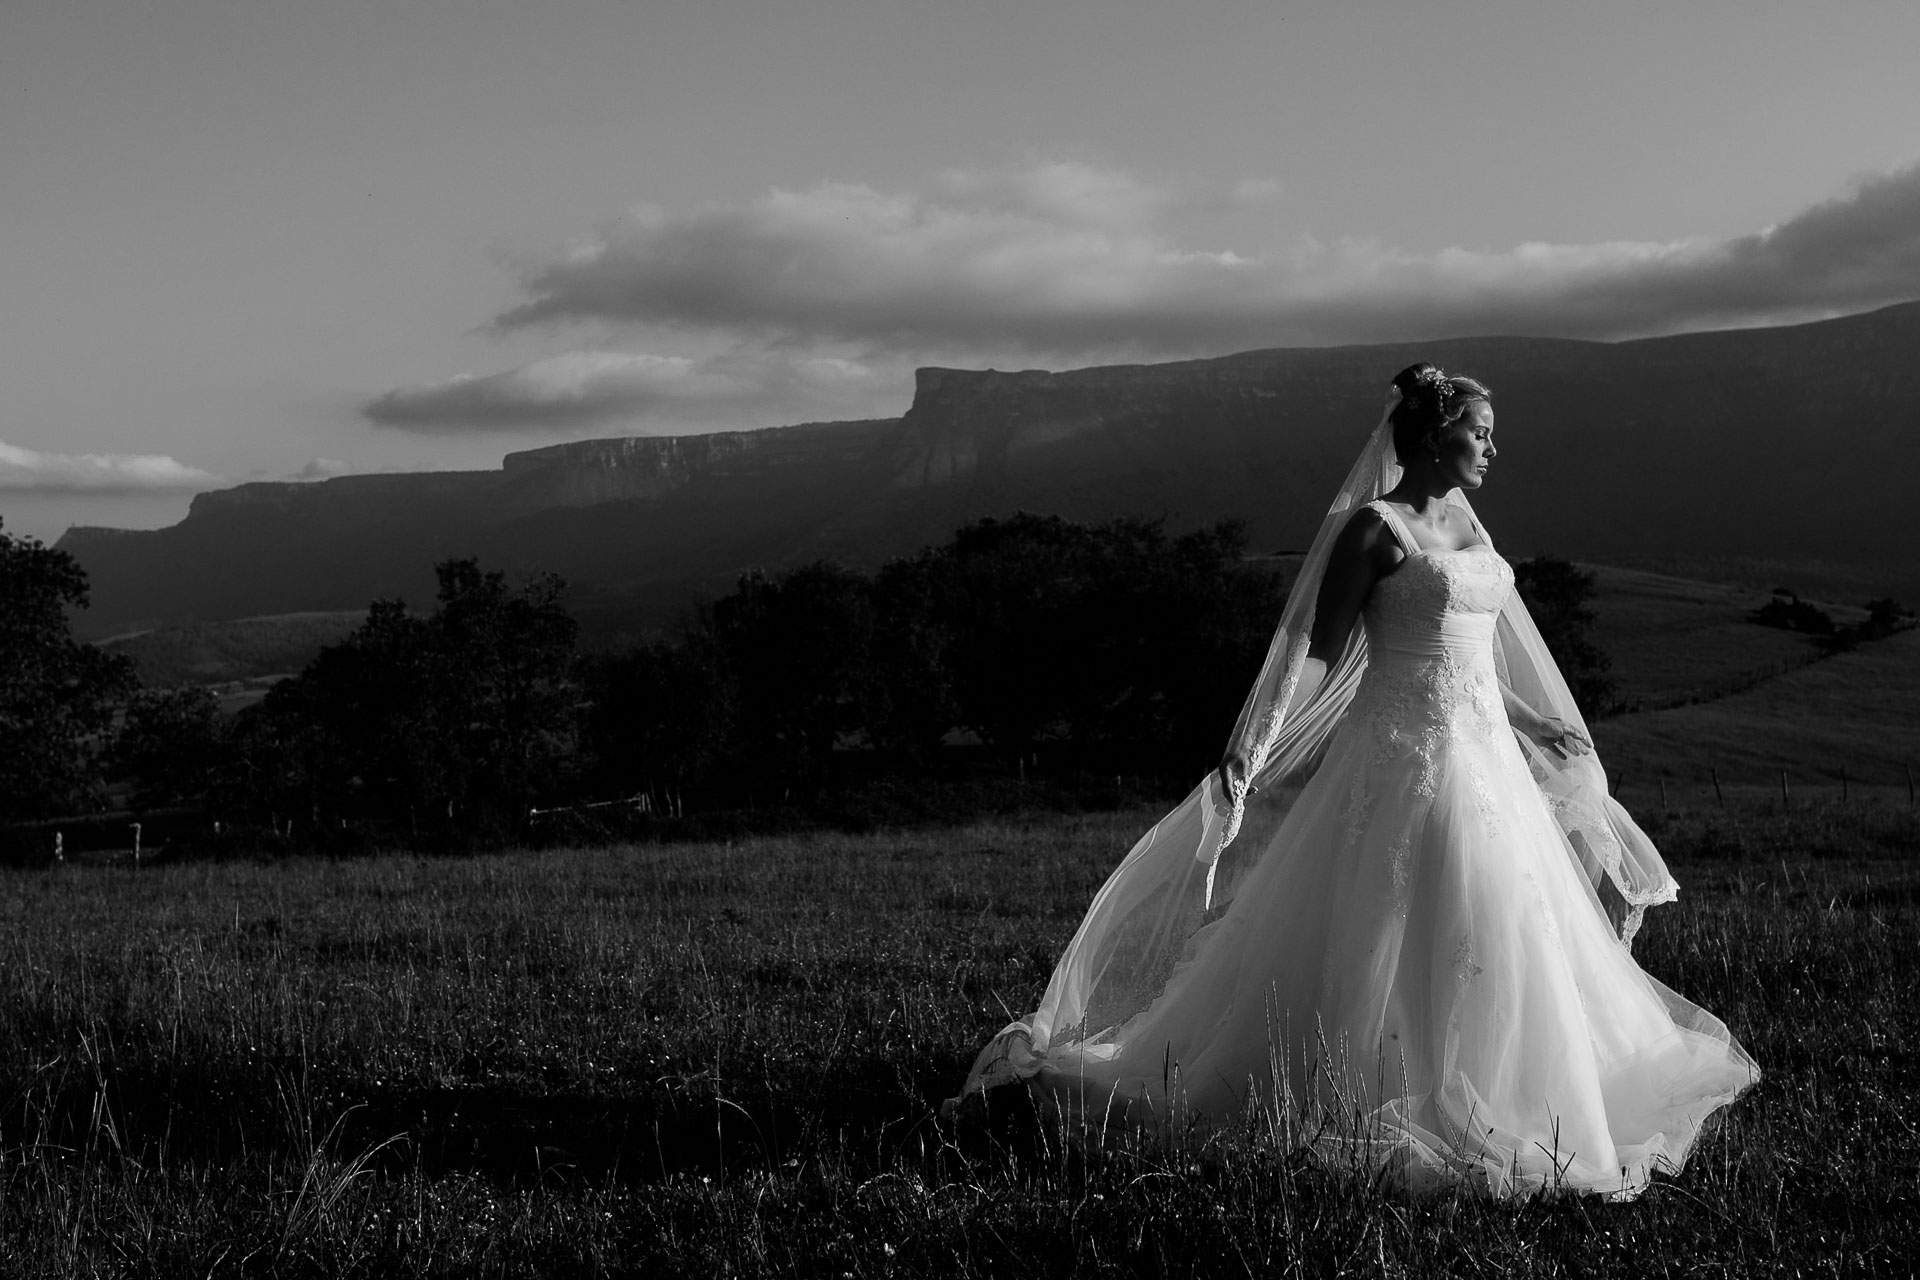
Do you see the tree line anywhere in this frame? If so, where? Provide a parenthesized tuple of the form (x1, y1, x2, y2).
(1, 513, 1636, 850)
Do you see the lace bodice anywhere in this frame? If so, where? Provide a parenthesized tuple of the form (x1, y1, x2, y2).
(1365, 544, 1512, 641)
(1349, 502, 1516, 783)
(1364, 517, 1513, 643)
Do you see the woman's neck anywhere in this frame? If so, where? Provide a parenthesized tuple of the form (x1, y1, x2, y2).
(1384, 468, 1456, 519)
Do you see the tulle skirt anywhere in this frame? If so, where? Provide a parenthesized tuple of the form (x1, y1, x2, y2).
(1029, 715, 1758, 1199)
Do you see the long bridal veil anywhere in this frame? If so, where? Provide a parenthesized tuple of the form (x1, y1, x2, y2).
(957, 392, 1681, 1100)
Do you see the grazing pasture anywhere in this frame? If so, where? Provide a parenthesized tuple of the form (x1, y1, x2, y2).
(1596, 627, 1920, 796)
(3, 801, 1917, 1277)
(1582, 565, 1851, 708)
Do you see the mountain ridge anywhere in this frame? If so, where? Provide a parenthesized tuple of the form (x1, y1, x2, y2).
(54, 301, 1920, 638)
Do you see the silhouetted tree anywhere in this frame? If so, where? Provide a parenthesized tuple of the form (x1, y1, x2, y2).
(1863, 597, 1912, 637)
(0, 521, 136, 821)
(903, 513, 1283, 774)
(1511, 556, 1619, 718)
(707, 563, 874, 785)
(1124, 520, 1287, 773)
(111, 685, 229, 811)
(242, 559, 578, 836)
(862, 555, 959, 766)
(1750, 592, 1835, 635)
(429, 560, 580, 817)
(580, 635, 735, 794)
(913, 513, 1101, 761)
(1812, 595, 1915, 654)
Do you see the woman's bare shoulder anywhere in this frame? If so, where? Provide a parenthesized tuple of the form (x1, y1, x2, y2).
(1340, 502, 1389, 538)
(1328, 504, 1400, 574)
(1337, 503, 1396, 552)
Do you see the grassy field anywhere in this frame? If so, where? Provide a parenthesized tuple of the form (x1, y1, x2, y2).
(1584, 553, 1919, 620)
(1594, 627, 1920, 795)
(1582, 564, 1851, 709)
(3, 800, 1917, 1277)
(98, 612, 363, 687)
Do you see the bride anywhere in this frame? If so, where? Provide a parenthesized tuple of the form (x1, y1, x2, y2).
(951, 363, 1756, 1198)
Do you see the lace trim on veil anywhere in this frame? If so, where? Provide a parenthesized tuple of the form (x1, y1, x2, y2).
(955, 388, 1680, 1100)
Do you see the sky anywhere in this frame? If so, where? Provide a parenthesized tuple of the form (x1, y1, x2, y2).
(4, 0, 1919, 540)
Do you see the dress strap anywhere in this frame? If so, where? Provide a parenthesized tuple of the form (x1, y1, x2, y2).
(1367, 499, 1421, 557)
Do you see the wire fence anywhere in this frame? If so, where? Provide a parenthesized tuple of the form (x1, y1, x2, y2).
(1613, 763, 1918, 812)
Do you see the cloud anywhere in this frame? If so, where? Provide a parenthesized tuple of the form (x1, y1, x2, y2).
(0, 441, 220, 493)
(368, 159, 1920, 438)
(365, 349, 891, 433)
(289, 458, 359, 480)
(490, 159, 1920, 356)
(272, 459, 409, 481)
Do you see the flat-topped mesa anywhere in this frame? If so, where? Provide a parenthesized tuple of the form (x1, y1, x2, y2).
(503, 430, 764, 478)
(498, 418, 902, 506)
(50, 525, 142, 554)
(892, 359, 1319, 489)
(906, 354, 1313, 408)
(45, 300, 1920, 639)
(506, 419, 899, 474)
(906, 364, 1205, 416)
(183, 471, 500, 517)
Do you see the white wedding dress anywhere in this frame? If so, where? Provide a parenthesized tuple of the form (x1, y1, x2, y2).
(978, 500, 1756, 1198)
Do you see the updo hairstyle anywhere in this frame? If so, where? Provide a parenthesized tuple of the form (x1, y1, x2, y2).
(1388, 362, 1492, 465)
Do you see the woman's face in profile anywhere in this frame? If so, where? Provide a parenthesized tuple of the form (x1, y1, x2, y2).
(1438, 401, 1496, 489)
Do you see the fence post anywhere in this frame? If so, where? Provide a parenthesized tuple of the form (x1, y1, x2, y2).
(1712, 766, 1725, 809)
(1908, 764, 1916, 807)
(131, 822, 142, 866)
(1779, 770, 1790, 810)
(1659, 776, 1669, 812)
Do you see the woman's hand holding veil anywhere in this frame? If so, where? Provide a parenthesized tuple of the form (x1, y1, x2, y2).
(1520, 712, 1593, 759)
(1502, 682, 1592, 760)
(1217, 750, 1249, 806)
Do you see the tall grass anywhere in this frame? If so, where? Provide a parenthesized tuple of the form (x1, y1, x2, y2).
(3, 802, 1917, 1276)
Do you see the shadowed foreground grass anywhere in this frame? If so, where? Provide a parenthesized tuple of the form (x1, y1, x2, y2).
(2, 801, 1917, 1276)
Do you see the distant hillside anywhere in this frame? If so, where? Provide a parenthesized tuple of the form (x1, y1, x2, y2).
(99, 611, 363, 686)
(1584, 566, 1868, 708)
(56, 301, 1920, 639)
(1594, 627, 1920, 793)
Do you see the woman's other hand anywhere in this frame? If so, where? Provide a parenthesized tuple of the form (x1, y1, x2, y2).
(1217, 750, 1249, 804)
(1524, 714, 1592, 759)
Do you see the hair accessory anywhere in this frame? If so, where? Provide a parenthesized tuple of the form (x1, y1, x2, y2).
(1413, 366, 1457, 402)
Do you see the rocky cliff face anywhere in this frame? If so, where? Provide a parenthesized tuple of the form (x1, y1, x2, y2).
(496, 420, 896, 509)
(55, 301, 1920, 637)
(181, 471, 503, 519)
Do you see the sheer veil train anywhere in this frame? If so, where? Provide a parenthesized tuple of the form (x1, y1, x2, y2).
(951, 376, 1756, 1197)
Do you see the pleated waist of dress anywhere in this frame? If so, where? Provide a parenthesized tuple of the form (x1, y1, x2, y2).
(1364, 611, 1499, 662)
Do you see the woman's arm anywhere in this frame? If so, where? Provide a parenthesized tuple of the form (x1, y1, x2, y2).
(1219, 510, 1392, 796)
(1500, 682, 1593, 759)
